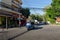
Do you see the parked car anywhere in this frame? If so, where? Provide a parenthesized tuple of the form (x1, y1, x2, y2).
(39, 22, 48, 25)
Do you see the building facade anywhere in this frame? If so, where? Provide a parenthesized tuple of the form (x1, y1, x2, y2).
(0, 0, 23, 28)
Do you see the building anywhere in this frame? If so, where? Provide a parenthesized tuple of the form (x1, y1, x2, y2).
(0, 0, 23, 28)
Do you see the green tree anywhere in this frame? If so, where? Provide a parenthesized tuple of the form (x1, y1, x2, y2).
(30, 14, 43, 22)
(30, 14, 36, 20)
(20, 8, 30, 18)
(45, 0, 60, 24)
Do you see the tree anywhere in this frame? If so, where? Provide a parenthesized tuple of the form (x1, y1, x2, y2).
(20, 8, 30, 18)
(30, 14, 43, 22)
(45, 0, 60, 23)
(30, 14, 36, 20)
(51, 0, 60, 16)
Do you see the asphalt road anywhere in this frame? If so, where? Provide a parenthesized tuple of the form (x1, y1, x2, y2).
(10, 25, 60, 40)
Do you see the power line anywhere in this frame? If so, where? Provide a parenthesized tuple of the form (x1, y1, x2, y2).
(22, 7, 45, 10)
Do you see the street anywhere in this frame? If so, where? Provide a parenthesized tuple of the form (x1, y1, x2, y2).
(0, 0, 60, 40)
(8, 25, 60, 40)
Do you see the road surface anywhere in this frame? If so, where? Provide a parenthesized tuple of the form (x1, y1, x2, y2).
(8, 25, 60, 40)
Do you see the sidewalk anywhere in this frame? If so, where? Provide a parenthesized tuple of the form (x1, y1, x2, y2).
(0, 27, 27, 40)
(48, 24, 60, 26)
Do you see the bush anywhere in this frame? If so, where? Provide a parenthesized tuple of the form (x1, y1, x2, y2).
(50, 19, 56, 24)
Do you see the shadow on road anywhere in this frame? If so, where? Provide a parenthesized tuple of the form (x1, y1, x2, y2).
(8, 26, 43, 40)
(8, 30, 30, 40)
(32, 27, 43, 30)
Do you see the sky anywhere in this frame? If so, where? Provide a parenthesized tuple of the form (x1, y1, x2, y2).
(22, 0, 52, 15)
(0, 0, 52, 15)
(0, 0, 1, 1)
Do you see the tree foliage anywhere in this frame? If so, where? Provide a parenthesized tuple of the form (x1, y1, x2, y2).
(30, 14, 43, 22)
(45, 0, 60, 23)
(20, 8, 30, 18)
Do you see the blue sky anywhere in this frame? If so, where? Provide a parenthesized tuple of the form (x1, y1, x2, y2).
(0, 0, 52, 15)
(22, 0, 52, 15)
(0, 0, 1, 2)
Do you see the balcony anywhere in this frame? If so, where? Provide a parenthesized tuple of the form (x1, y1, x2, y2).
(14, 0, 22, 4)
(0, 2, 21, 13)
(12, 0, 22, 8)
